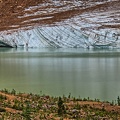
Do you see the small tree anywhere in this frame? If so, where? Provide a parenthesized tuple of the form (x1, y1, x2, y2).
(11, 89, 16, 95)
(22, 103, 31, 120)
(58, 97, 66, 116)
(117, 96, 120, 106)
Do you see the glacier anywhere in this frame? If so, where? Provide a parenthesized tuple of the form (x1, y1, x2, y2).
(0, 25, 119, 48)
(0, 0, 120, 48)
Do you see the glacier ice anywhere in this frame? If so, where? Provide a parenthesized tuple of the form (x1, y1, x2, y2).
(0, 25, 120, 49)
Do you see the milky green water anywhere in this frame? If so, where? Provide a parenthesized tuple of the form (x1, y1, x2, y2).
(0, 48, 120, 101)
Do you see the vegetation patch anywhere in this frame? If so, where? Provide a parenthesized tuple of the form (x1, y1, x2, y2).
(0, 89, 120, 119)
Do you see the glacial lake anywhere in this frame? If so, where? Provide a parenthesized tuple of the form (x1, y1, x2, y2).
(0, 47, 120, 102)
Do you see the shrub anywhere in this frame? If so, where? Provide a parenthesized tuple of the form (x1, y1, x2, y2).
(0, 107, 6, 112)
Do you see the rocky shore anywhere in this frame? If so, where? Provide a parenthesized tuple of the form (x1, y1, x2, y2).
(0, 89, 120, 120)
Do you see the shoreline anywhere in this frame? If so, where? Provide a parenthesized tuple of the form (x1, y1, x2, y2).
(0, 89, 120, 119)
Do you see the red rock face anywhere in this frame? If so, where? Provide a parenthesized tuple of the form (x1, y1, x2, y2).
(0, 0, 119, 32)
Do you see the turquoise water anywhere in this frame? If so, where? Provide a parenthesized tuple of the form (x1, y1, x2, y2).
(0, 47, 120, 101)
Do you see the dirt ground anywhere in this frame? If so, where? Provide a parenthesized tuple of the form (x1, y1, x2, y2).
(0, 90, 120, 119)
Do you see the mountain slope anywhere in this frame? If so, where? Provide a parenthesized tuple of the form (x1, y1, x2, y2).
(0, 0, 119, 31)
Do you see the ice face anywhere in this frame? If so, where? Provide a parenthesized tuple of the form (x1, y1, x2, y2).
(0, 25, 119, 48)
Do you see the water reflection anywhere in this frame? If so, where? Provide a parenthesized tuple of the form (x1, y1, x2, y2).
(0, 48, 120, 101)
